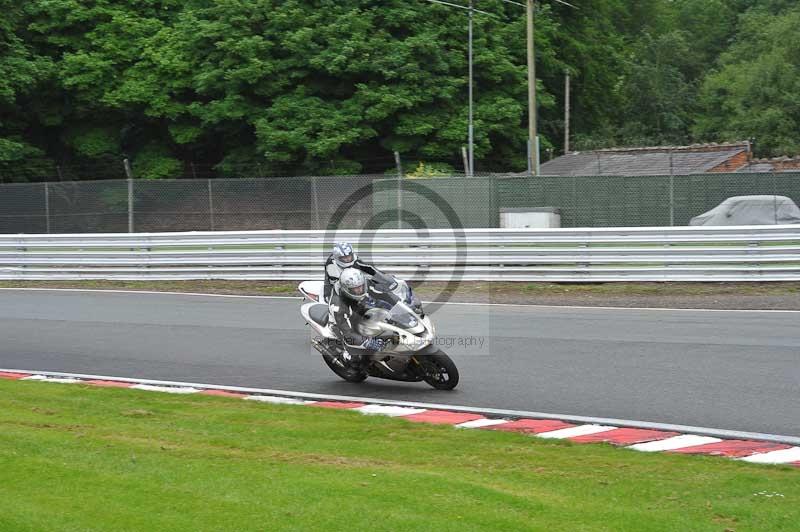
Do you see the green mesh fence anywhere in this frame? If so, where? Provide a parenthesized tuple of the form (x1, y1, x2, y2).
(0, 173, 798, 233)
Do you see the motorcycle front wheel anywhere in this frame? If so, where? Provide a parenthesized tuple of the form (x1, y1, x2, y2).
(418, 351, 459, 390)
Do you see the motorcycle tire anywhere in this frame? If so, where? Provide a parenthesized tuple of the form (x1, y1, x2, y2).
(322, 352, 368, 383)
(419, 351, 459, 390)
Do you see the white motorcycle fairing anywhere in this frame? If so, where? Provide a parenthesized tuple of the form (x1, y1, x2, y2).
(298, 280, 324, 303)
(300, 302, 338, 340)
(300, 300, 435, 352)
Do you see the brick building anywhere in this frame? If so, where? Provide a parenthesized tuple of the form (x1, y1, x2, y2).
(539, 141, 799, 176)
(742, 156, 800, 172)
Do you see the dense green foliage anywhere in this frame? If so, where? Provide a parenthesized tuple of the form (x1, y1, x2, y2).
(0, 0, 798, 180)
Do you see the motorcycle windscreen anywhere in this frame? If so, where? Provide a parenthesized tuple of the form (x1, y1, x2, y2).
(387, 302, 421, 330)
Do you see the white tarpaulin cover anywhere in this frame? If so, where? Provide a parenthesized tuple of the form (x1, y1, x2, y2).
(689, 195, 800, 226)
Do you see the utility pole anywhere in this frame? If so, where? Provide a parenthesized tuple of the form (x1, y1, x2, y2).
(505, 0, 576, 171)
(527, 0, 537, 175)
(468, 0, 475, 176)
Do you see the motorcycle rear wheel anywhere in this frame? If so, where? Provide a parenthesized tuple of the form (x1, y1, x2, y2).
(419, 351, 459, 390)
(322, 352, 368, 383)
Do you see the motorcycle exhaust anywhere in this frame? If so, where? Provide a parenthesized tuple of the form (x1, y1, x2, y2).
(311, 338, 346, 368)
(310, 338, 330, 355)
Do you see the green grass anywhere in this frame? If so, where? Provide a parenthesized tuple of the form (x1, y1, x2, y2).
(0, 380, 797, 531)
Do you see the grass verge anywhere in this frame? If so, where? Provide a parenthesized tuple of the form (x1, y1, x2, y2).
(1, 280, 799, 298)
(0, 379, 797, 531)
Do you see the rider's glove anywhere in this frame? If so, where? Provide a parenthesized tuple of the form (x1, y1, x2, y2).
(409, 295, 423, 315)
(362, 337, 386, 352)
(405, 286, 414, 304)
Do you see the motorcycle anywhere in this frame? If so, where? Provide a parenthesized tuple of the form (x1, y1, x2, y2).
(298, 275, 459, 390)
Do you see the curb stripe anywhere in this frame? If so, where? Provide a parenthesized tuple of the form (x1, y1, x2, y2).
(0, 371, 30, 380)
(312, 401, 367, 409)
(489, 418, 574, 434)
(200, 389, 248, 398)
(671, 440, 791, 458)
(244, 395, 310, 405)
(130, 384, 199, 394)
(22, 375, 82, 384)
(2, 368, 797, 468)
(538, 424, 617, 440)
(456, 418, 510, 429)
(569, 428, 679, 445)
(628, 435, 722, 452)
(83, 379, 134, 388)
(403, 410, 486, 425)
(739, 447, 800, 464)
(356, 405, 427, 417)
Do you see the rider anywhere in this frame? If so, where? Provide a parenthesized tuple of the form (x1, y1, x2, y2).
(328, 268, 386, 363)
(324, 242, 380, 302)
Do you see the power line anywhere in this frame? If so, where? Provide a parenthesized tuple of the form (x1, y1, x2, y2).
(425, 0, 493, 16)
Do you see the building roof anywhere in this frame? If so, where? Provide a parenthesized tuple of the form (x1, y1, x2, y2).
(540, 142, 751, 177)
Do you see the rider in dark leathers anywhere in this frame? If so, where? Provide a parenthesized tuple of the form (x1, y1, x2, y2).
(323, 242, 380, 302)
(328, 268, 387, 363)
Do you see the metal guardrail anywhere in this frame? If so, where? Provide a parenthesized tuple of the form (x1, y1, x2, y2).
(0, 226, 798, 282)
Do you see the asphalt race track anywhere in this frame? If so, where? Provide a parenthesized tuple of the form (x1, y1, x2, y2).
(1, 289, 798, 437)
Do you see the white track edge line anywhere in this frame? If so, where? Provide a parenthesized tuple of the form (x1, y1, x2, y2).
(1, 287, 799, 313)
(4, 367, 799, 446)
(0, 288, 301, 300)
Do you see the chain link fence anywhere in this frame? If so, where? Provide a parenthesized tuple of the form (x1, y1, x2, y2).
(1, 172, 798, 233)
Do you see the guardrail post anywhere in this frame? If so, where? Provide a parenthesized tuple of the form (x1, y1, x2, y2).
(43, 182, 51, 234)
(124, 158, 134, 233)
(208, 179, 215, 231)
(526, 139, 532, 176)
(394, 151, 403, 229)
(669, 174, 675, 226)
(490, 175, 500, 228)
(311, 176, 321, 230)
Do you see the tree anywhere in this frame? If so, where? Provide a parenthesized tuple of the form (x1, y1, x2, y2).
(24, 0, 183, 178)
(0, 0, 53, 180)
(694, 5, 800, 156)
(545, 0, 633, 151)
(3, 0, 797, 179)
(617, 30, 695, 145)
(105, 0, 558, 174)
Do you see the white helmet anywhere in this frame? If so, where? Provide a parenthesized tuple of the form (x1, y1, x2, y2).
(339, 268, 368, 301)
(332, 242, 357, 268)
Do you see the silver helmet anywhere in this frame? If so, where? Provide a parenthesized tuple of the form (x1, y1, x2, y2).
(339, 268, 368, 301)
(332, 242, 357, 268)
